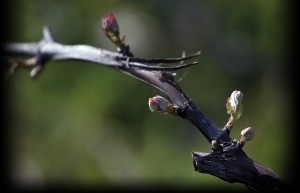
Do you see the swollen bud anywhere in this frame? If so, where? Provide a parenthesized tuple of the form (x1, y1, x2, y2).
(148, 95, 178, 115)
(239, 127, 255, 146)
(102, 13, 123, 48)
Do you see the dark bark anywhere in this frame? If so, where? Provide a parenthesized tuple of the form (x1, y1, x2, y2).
(2, 27, 287, 192)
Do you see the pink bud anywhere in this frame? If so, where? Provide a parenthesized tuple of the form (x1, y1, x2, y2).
(102, 13, 119, 35)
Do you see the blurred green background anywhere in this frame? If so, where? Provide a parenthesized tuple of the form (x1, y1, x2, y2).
(6, 0, 292, 190)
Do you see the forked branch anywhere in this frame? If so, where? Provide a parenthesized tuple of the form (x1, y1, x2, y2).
(1, 15, 288, 191)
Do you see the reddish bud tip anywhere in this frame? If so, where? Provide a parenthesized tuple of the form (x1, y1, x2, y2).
(102, 13, 119, 35)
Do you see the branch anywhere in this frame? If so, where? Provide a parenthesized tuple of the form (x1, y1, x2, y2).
(192, 146, 287, 192)
(2, 21, 288, 191)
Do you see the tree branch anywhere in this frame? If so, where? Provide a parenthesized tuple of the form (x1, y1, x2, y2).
(2, 26, 287, 191)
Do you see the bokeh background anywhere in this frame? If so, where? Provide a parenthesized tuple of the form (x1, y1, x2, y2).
(4, 0, 293, 191)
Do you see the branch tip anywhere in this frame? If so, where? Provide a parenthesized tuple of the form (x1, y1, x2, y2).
(43, 26, 54, 42)
(30, 64, 43, 79)
(119, 51, 201, 65)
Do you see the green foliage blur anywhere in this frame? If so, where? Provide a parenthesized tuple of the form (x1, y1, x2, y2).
(6, 0, 292, 190)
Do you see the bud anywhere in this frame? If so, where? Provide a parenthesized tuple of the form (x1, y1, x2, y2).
(148, 95, 177, 115)
(239, 127, 255, 145)
(102, 13, 123, 47)
(102, 13, 119, 35)
(226, 90, 243, 121)
(30, 65, 43, 79)
(211, 140, 220, 150)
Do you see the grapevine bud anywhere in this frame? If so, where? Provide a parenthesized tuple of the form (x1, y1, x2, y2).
(148, 95, 177, 115)
(239, 127, 255, 145)
(102, 13, 123, 47)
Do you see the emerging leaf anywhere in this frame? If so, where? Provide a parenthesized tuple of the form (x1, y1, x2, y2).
(226, 90, 243, 121)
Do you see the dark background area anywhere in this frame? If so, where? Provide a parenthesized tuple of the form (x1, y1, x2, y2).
(1, 0, 296, 191)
